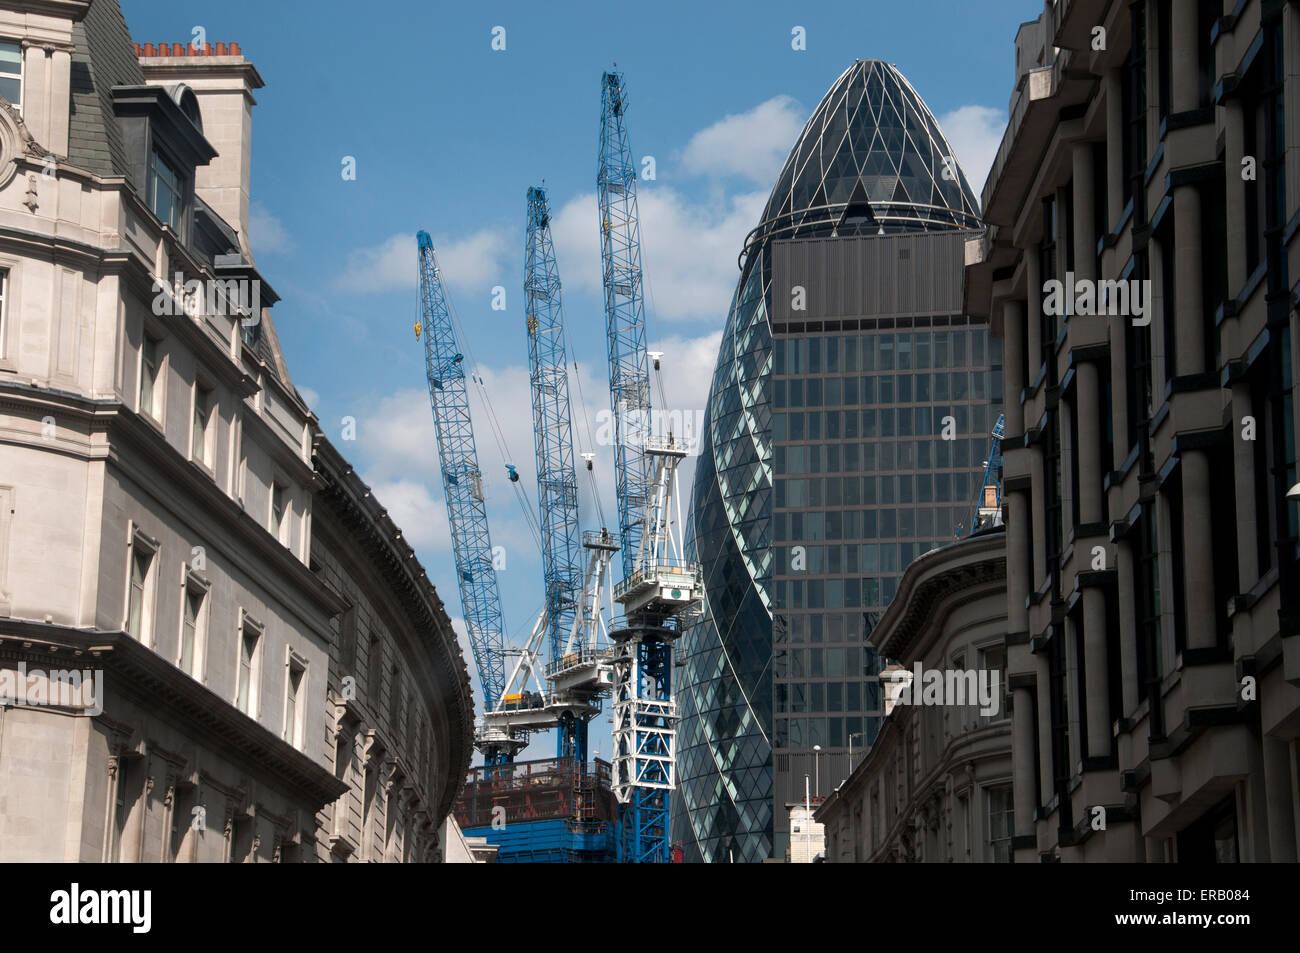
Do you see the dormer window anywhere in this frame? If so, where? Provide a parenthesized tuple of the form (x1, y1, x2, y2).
(0, 41, 20, 111)
(111, 85, 217, 245)
(149, 149, 183, 231)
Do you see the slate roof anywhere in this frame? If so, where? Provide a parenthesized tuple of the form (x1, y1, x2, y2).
(67, 0, 143, 176)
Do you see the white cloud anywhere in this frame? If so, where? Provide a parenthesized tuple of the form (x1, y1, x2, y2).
(334, 228, 510, 296)
(296, 385, 319, 409)
(248, 202, 293, 255)
(678, 95, 806, 185)
(334, 233, 414, 293)
(550, 187, 765, 323)
(364, 476, 448, 553)
(432, 228, 513, 298)
(937, 104, 1006, 200)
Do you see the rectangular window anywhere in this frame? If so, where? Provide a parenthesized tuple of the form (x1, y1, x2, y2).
(140, 337, 160, 419)
(339, 604, 358, 672)
(1195, 0, 1217, 108)
(0, 267, 8, 361)
(1039, 196, 1059, 374)
(986, 784, 1015, 862)
(1122, 2, 1148, 217)
(180, 584, 206, 677)
(0, 40, 20, 111)
(1134, 504, 1164, 734)
(980, 644, 1007, 723)
(125, 534, 157, 643)
(149, 149, 183, 232)
(191, 384, 213, 466)
(1156, 0, 1172, 121)
(1125, 256, 1154, 462)
(236, 617, 263, 718)
(284, 658, 305, 747)
(368, 633, 383, 700)
(271, 482, 289, 545)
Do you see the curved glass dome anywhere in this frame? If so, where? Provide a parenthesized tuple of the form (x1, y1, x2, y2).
(672, 60, 981, 863)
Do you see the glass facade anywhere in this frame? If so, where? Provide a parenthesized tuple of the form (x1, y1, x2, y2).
(673, 60, 991, 862)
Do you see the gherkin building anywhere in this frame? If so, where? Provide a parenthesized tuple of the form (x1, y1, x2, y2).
(672, 60, 982, 863)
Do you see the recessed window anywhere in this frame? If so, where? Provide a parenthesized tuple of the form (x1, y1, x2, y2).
(140, 336, 160, 419)
(985, 784, 1014, 862)
(191, 384, 213, 466)
(180, 581, 207, 677)
(149, 149, 183, 232)
(270, 482, 289, 545)
(0, 268, 9, 360)
(284, 658, 306, 748)
(236, 616, 263, 718)
(0, 41, 21, 111)
(125, 533, 157, 643)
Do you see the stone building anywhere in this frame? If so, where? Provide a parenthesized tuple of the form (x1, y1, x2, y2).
(0, 0, 471, 861)
(815, 529, 1012, 862)
(965, 0, 1300, 861)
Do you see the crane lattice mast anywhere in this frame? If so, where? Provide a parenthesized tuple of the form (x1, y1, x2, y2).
(416, 231, 522, 765)
(525, 185, 590, 761)
(525, 187, 583, 672)
(598, 70, 653, 582)
(598, 70, 701, 864)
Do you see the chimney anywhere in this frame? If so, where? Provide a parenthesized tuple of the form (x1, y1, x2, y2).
(135, 42, 264, 261)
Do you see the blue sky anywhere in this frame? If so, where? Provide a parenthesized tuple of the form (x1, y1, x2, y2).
(123, 0, 1037, 760)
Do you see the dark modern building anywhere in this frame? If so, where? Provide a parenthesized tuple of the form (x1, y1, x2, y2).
(965, 0, 1300, 861)
(674, 59, 999, 862)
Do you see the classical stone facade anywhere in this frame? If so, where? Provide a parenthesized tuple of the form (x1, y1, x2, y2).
(311, 438, 474, 863)
(815, 529, 1012, 862)
(966, 0, 1300, 861)
(0, 0, 471, 861)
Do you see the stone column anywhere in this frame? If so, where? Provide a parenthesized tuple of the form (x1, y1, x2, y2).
(1082, 587, 1111, 757)
(1263, 736, 1298, 863)
(1077, 361, 1103, 523)
(1174, 184, 1205, 377)
(1072, 143, 1097, 283)
(20, 43, 47, 148)
(1181, 449, 1217, 651)
(1003, 299, 1026, 436)
(1013, 685, 1038, 838)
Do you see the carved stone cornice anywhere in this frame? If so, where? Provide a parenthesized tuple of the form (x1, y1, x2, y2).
(0, 622, 348, 806)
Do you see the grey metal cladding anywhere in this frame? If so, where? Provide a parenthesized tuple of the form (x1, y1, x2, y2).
(770, 230, 974, 321)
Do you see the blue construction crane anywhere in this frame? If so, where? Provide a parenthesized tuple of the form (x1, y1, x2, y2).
(598, 70, 653, 582)
(598, 69, 701, 864)
(416, 231, 523, 765)
(958, 413, 1006, 537)
(524, 185, 586, 760)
